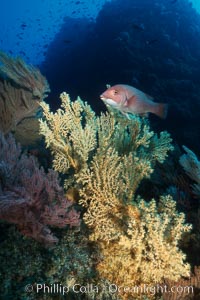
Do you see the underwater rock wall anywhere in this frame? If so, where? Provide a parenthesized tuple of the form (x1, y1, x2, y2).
(41, 0, 200, 152)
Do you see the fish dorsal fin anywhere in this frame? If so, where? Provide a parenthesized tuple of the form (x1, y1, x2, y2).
(145, 93, 154, 101)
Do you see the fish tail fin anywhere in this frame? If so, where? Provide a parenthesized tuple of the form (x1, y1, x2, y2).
(154, 103, 168, 119)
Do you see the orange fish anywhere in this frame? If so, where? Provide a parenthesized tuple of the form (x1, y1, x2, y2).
(100, 84, 168, 119)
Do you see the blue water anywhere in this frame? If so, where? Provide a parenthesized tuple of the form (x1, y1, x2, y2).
(192, 0, 200, 12)
(0, 0, 108, 65)
(0, 0, 199, 65)
(1, 0, 200, 151)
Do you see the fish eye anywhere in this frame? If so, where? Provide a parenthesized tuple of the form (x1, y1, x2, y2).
(113, 90, 118, 95)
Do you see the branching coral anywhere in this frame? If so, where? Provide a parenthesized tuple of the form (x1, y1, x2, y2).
(0, 132, 80, 245)
(97, 196, 191, 299)
(0, 52, 50, 145)
(163, 266, 200, 300)
(78, 146, 153, 241)
(0, 226, 96, 300)
(39, 92, 191, 298)
(40, 92, 97, 186)
(0, 51, 49, 98)
(40, 93, 173, 192)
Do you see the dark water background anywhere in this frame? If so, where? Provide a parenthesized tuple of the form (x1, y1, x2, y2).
(1, 0, 200, 152)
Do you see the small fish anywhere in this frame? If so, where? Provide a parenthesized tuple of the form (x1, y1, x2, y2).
(19, 51, 26, 56)
(21, 23, 27, 29)
(146, 39, 158, 45)
(100, 84, 168, 119)
(132, 23, 145, 31)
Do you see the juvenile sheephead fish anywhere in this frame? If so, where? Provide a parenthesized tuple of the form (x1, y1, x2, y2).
(100, 84, 168, 119)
